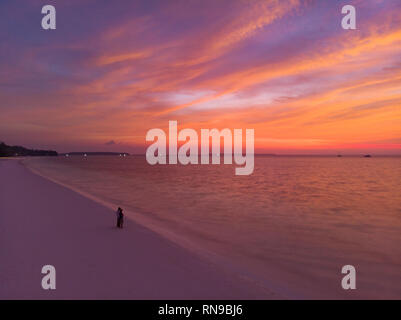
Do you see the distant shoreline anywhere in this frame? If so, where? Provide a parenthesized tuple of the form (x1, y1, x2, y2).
(46, 153, 401, 157)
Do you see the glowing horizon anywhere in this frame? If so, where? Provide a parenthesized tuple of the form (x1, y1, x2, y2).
(0, 0, 400, 155)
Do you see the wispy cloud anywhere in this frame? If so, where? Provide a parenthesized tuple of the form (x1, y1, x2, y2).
(0, 0, 400, 153)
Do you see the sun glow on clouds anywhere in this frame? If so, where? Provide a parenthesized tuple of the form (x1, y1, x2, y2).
(0, 0, 400, 153)
(186, 90, 300, 111)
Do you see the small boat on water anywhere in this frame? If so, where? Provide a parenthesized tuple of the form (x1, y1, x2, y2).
(363, 154, 372, 158)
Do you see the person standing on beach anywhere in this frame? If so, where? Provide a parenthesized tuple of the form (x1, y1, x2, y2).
(116, 207, 124, 228)
(118, 208, 124, 228)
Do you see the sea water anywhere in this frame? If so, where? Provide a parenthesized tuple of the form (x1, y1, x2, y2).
(23, 155, 401, 299)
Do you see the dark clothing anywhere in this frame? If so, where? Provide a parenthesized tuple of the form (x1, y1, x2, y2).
(117, 211, 124, 228)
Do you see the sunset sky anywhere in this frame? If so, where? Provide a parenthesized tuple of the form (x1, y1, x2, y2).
(0, 0, 400, 154)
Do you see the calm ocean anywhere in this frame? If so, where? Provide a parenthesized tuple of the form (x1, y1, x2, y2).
(23, 155, 401, 298)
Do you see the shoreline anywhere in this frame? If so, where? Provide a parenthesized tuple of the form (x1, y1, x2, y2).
(0, 159, 276, 299)
(21, 158, 292, 298)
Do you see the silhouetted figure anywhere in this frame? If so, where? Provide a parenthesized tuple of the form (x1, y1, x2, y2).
(116, 207, 124, 228)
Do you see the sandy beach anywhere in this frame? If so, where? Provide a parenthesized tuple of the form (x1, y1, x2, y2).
(0, 159, 274, 299)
